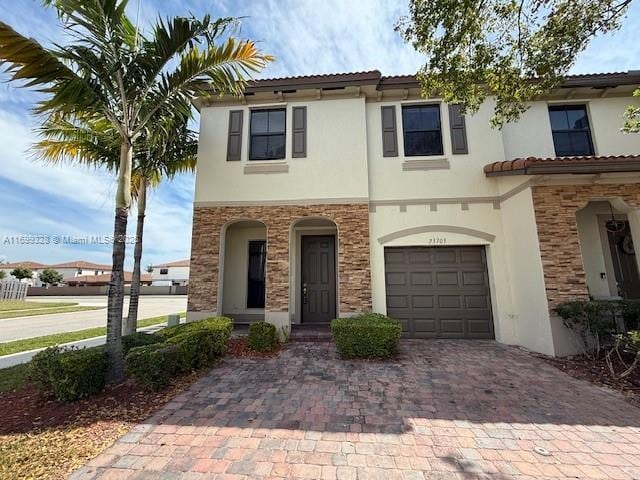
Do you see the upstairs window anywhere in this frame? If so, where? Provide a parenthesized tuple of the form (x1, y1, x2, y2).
(160, 268, 168, 275)
(250, 109, 286, 160)
(548, 105, 594, 156)
(402, 105, 444, 156)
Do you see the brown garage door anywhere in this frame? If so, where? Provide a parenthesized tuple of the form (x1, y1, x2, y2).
(384, 246, 494, 339)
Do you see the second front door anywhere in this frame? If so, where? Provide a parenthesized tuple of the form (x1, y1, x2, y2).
(301, 235, 336, 323)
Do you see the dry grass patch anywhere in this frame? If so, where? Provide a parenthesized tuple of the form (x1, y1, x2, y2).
(0, 372, 204, 480)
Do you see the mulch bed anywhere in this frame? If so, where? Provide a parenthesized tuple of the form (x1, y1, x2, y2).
(0, 372, 204, 480)
(227, 337, 282, 358)
(540, 353, 640, 407)
(0, 342, 281, 480)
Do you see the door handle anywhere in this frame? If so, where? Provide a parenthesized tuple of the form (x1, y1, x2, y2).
(303, 283, 308, 304)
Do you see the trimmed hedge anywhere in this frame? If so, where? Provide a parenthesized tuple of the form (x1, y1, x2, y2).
(331, 313, 402, 359)
(126, 343, 180, 391)
(124, 317, 233, 388)
(122, 331, 163, 355)
(158, 316, 233, 341)
(248, 321, 278, 352)
(30, 346, 108, 402)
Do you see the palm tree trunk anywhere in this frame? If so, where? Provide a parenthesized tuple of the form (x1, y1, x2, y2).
(106, 140, 133, 382)
(125, 176, 147, 335)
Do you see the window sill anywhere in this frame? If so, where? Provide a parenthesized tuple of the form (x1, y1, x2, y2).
(402, 157, 450, 171)
(244, 160, 289, 174)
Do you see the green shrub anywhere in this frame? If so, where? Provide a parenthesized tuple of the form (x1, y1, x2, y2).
(159, 317, 232, 372)
(248, 321, 278, 352)
(331, 313, 402, 359)
(555, 300, 620, 358)
(125, 343, 180, 391)
(122, 331, 163, 355)
(158, 316, 233, 341)
(29, 346, 108, 402)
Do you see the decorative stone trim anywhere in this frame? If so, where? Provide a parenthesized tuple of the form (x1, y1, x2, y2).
(187, 204, 372, 316)
(531, 183, 640, 308)
(243, 162, 289, 174)
(401, 158, 450, 171)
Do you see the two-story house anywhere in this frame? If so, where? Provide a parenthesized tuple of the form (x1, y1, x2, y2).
(150, 260, 190, 286)
(187, 70, 640, 356)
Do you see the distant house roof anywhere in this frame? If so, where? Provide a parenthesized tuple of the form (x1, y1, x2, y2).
(49, 260, 112, 270)
(0, 261, 47, 269)
(66, 272, 152, 285)
(484, 155, 640, 176)
(239, 70, 640, 93)
(154, 260, 190, 268)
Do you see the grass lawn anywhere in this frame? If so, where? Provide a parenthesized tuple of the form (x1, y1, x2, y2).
(0, 300, 77, 311)
(0, 305, 102, 319)
(0, 364, 29, 393)
(0, 312, 186, 357)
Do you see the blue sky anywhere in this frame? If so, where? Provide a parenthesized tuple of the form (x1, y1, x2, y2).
(1, 0, 639, 269)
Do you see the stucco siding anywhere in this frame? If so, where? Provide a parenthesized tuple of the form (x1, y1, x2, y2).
(195, 97, 369, 203)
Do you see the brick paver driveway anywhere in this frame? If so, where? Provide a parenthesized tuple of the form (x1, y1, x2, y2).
(73, 341, 640, 479)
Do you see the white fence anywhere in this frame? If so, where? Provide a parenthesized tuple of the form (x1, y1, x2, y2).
(0, 280, 29, 301)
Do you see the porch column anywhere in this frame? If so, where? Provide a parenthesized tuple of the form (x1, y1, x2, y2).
(626, 208, 640, 274)
(265, 219, 290, 329)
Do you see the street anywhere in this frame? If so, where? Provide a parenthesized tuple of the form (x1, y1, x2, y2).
(0, 295, 187, 343)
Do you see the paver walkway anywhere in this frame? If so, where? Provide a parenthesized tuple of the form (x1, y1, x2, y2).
(72, 341, 640, 479)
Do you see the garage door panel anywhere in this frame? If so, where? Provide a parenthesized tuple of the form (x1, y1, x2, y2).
(385, 246, 494, 339)
(411, 295, 434, 308)
(386, 272, 407, 286)
(408, 250, 432, 264)
(386, 295, 409, 309)
(433, 249, 458, 264)
(465, 295, 489, 309)
(438, 295, 461, 308)
(384, 250, 406, 265)
(435, 271, 459, 286)
(440, 318, 465, 334)
(462, 271, 487, 286)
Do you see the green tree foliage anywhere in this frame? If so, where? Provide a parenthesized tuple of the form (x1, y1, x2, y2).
(39, 268, 63, 285)
(0, 0, 272, 380)
(623, 89, 640, 132)
(398, 0, 634, 127)
(10, 267, 33, 281)
(0, 271, 5, 280)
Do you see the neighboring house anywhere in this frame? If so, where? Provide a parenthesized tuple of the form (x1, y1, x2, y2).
(0, 260, 111, 286)
(48, 260, 112, 280)
(150, 260, 190, 286)
(0, 261, 47, 286)
(187, 70, 640, 357)
(66, 271, 152, 286)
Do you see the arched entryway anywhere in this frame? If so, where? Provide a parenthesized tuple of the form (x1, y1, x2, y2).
(219, 219, 267, 323)
(289, 217, 339, 324)
(577, 200, 640, 299)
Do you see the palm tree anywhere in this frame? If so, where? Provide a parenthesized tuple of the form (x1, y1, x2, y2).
(0, 1, 272, 379)
(34, 110, 197, 335)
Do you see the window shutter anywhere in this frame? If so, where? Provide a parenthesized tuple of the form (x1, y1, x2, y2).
(448, 104, 468, 154)
(227, 110, 243, 161)
(292, 106, 307, 158)
(381, 106, 398, 157)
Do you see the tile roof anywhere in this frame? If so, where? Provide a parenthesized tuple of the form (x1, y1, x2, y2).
(67, 272, 152, 284)
(0, 261, 48, 269)
(484, 155, 640, 176)
(241, 70, 640, 92)
(48, 260, 112, 270)
(154, 259, 190, 268)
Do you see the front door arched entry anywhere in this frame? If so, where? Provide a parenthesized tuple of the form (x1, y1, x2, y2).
(301, 235, 336, 323)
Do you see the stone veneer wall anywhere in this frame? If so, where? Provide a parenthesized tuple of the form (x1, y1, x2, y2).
(531, 183, 640, 308)
(187, 203, 372, 315)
